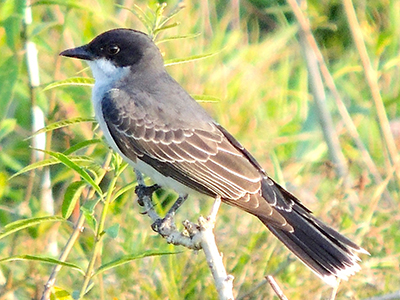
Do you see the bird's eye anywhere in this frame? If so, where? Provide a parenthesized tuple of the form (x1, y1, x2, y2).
(107, 45, 120, 55)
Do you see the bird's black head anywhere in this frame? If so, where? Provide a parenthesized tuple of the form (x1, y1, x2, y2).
(60, 28, 163, 68)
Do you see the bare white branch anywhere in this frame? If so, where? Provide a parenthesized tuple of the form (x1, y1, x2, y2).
(266, 275, 289, 300)
(135, 170, 234, 300)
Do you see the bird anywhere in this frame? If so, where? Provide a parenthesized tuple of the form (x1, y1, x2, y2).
(60, 28, 367, 286)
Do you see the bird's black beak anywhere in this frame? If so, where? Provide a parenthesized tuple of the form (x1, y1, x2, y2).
(60, 45, 94, 61)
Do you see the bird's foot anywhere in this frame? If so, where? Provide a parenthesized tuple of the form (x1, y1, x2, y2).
(135, 183, 160, 206)
(151, 194, 188, 236)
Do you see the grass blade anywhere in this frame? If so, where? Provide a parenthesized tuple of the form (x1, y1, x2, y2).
(63, 138, 102, 155)
(9, 156, 94, 180)
(164, 51, 219, 67)
(93, 250, 181, 277)
(156, 32, 201, 44)
(0, 119, 16, 141)
(0, 216, 66, 240)
(153, 22, 180, 35)
(0, 255, 85, 274)
(37, 149, 102, 196)
(192, 94, 220, 103)
(26, 117, 96, 140)
(42, 77, 94, 91)
(112, 182, 136, 200)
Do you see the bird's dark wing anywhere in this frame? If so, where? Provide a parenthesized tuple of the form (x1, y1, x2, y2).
(101, 88, 292, 228)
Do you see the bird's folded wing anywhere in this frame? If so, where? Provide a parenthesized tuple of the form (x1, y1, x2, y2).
(101, 89, 292, 227)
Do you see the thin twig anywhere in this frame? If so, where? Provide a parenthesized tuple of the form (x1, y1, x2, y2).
(40, 213, 86, 300)
(328, 278, 340, 300)
(237, 257, 296, 300)
(40, 152, 113, 300)
(266, 275, 289, 300)
(297, 14, 349, 181)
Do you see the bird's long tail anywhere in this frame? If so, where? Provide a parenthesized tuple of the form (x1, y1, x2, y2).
(258, 181, 368, 286)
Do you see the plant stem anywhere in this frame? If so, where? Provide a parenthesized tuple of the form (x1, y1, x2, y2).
(343, 0, 400, 183)
(78, 159, 120, 299)
(40, 152, 112, 300)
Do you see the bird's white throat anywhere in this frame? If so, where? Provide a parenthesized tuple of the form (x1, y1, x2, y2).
(87, 58, 130, 107)
(88, 58, 129, 88)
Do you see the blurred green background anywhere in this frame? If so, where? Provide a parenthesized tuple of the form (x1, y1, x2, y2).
(0, 0, 399, 299)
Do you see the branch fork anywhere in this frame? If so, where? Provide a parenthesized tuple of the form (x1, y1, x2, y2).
(134, 170, 235, 300)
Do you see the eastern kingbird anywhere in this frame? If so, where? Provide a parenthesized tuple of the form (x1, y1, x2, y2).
(60, 28, 367, 286)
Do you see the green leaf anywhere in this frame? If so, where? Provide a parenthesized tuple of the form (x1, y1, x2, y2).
(31, 0, 90, 10)
(80, 200, 99, 233)
(93, 250, 181, 277)
(154, 2, 168, 24)
(112, 156, 128, 177)
(30, 21, 60, 39)
(0, 216, 66, 240)
(156, 3, 184, 30)
(104, 223, 119, 239)
(0, 172, 7, 199)
(0, 151, 24, 172)
(71, 290, 80, 300)
(115, 4, 153, 34)
(164, 51, 219, 67)
(42, 77, 94, 92)
(62, 181, 86, 219)
(81, 199, 99, 213)
(9, 158, 58, 179)
(0, 56, 20, 120)
(50, 287, 73, 300)
(191, 94, 220, 103)
(3, 15, 23, 52)
(113, 182, 137, 200)
(0, 119, 16, 141)
(36, 149, 102, 196)
(9, 156, 94, 180)
(63, 139, 102, 155)
(26, 117, 96, 140)
(156, 32, 201, 44)
(82, 210, 97, 233)
(153, 22, 180, 35)
(0, 255, 85, 275)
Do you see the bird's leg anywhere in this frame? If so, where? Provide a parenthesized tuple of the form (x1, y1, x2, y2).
(134, 168, 189, 237)
(152, 194, 188, 235)
(134, 169, 160, 206)
(166, 193, 188, 218)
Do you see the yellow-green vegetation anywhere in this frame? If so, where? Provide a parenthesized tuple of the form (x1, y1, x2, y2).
(0, 0, 398, 299)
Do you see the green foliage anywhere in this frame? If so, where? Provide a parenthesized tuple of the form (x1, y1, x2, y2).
(0, 254, 85, 275)
(43, 77, 95, 92)
(0, 216, 66, 240)
(0, 1, 399, 300)
(62, 181, 86, 219)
